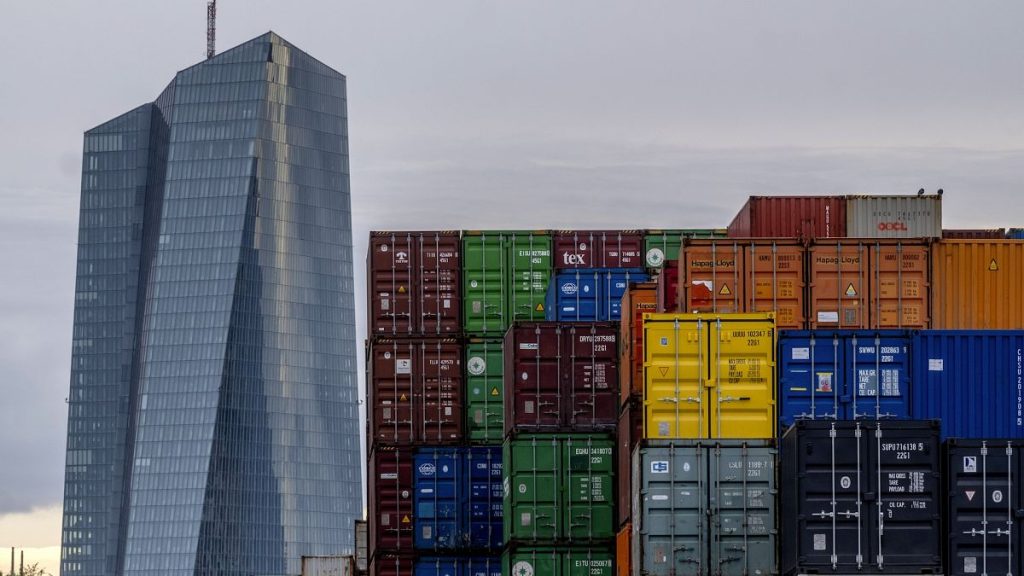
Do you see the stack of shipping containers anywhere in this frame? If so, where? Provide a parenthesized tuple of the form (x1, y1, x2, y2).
(363, 194, 1024, 576)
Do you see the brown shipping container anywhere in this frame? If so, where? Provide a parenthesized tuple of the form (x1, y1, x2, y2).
(932, 240, 1024, 329)
(368, 338, 463, 445)
(368, 231, 460, 336)
(553, 229, 645, 269)
(504, 322, 619, 434)
(616, 400, 643, 528)
(619, 282, 658, 406)
(728, 195, 847, 239)
(943, 228, 1006, 239)
(807, 241, 868, 328)
(868, 241, 930, 328)
(368, 447, 414, 557)
(656, 260, 680, 313)
(369, 553, 414, 576)
(616, 523, 631, 576)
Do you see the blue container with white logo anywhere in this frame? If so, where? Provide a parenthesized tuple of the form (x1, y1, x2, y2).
(778, 330, 912, 430)
(414, 447, 503, 551)
(544, 268, 648, 322)
(911, 330, 1024, 439)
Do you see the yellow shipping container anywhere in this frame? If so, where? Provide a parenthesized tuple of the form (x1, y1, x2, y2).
(643, 313, 776, 439)
(931, 240, 1024, 329)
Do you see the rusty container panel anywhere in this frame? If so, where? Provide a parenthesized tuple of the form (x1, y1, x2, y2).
(728, 195, 846, 239)
(504, 322, 619, 434)
(553, 230, 645, 269)
(931, 240, 1024, 329)
(368, 338, 463, 445)
(619, 282, 658, 406)
(370, 553, 414, 576)
(369, 232, 416, 336)
(808, 241, 869, 329)
(680, 240, 744, 314)
(868, 241, 931, 328)
(943, 228, 1006, 239)
(368, 447, 415, 557)
(847, 194, 942, 238)
(616, 400, 643, 528)
(416, 232, 461, 335)
(657, 260, 680, 313)
(368, 231, 460, 336)
(743, 240, 807, 329)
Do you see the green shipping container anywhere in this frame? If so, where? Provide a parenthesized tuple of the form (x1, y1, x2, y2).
(503, 434, 615, 543)
(465, 338, 504, 443)
(644, 229, 727, 268)
(463, 231, 552, 335)
(503, 548, 614, 576)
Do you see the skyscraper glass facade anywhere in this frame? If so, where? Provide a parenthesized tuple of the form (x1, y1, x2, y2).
(61, 33, 360, 576)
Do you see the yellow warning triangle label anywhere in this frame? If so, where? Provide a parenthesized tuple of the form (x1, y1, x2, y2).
(398, 285, 406, 294)
(990, 259, 999, 271)
(490, 386, 500, 397)
(399, 394, 407, 401)
(719, 284, 731, 296)
(402, 515, 410, 524)
(845, 283, 857, 297)
(659, 367, 669, 377)
(536, 303, 544, 312)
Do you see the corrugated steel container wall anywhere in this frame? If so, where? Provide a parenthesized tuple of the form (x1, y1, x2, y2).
(545, 269, 649, 322)
(619, 282, 658, 406)
(846, 195, 942, 238)
(465, 339, 504, 444)
(504, 323, 619, 434)
(943, 228, 1007, 239)
(466, 447, 504, 550)
(931, 240, 1024, 329)
(615, 400, 643, 528)
(867, 241, 931, 329)
(644, 229, 728, 269)
(503, 434, 615, 542)
(413, 447, 503, 552)
(553, 230, 644, 269)
(303, 556, 356, 576)
(807, 241, 869, 329)
(368, 448, 415, 557)
(368, 231, 461, 336)
(945, 439, 1023, 576)
(464, 557, 502, 576)
(631, 441, 777, 576)
(502, 548, 614, 576)
(743, 241, 807, 329)
(616, 524, 631, 576)
(777, 330, 913, 429)
(911, 330, 1024, 439)
(656, 260, 679, 313)
(371, 554, 414, 576)
(1008, 228, 1024, 239)
(727, 195, 847, 239)
(643, 313, 777, 440)
(368, 338, 463, 445)
(780, 420, 943, 576)
(679, 240, 745, 314)
(355, 520, 368, 573)
(462, 231, 551, 335)
(413, 558, 458, 576)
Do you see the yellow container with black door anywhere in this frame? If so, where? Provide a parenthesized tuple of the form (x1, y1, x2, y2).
(643, 313, 776, 439)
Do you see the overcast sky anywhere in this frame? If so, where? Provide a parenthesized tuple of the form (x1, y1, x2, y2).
(2, 1, 1024, 572)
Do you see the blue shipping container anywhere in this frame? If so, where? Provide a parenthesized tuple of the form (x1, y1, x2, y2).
(544, 268, 648, 322)
(415, 558, 501, 576)
(1008, 229, 1024, 239)
(911, 330, 1024, 439)
(778, 330, 912, 429)
(414, 447, 503, 551)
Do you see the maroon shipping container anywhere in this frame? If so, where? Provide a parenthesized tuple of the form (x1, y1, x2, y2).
(727, 196, 847, 239)
(368, 231, 460, 336)
(368, 447, 414, 557)
(503, 322, 619, 434)
(655, 260, 680, 312)
(553, 230, 644, 269)
(370, 553, 414, 576)
(616, 399, 643, 529)
(368, 338, 463, 445)
(942, 228, 1006, 239)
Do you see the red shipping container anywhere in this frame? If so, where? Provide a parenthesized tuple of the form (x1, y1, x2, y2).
(504, 322, 619, 434)
(656, 260, 680, 313)
(553, 230, 644, 269)
(368, 338, 463, 445)
(619, 282, 657, 406)
(368, 231, 460, 336)
(370, 553, 414, 576)
(368, 447, 415, 557)
(728, 195, 847, 239)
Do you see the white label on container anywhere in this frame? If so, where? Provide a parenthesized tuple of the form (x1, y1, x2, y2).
(792, 347, 810, 360)
(443, 299, 450, 309)
(422, 526, 432, 539)
(652, 495, 669, 501)
(650, 461, 669, 474)
(381, 298, 390, 311)
(396, 359, 411, 374)
(444, 407, 452, 416)
(521, 512, 532, 526)
(814, 533, 827, 551)
(929, 359, 944, 371)
(817, 311, 839, 323)
(993, 490, 1004, 503)
(965, 557, 977, 573)
(964, 456, 977, 473)
(381, 473, 398, 480)
(520, 343, 539, 350)
(659, 422, 670, 437)
(524, 401, 534, 414)
(382, 515, 390, 526)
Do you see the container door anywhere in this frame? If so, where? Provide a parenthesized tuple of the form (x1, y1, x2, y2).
(419, 340, 463, 443)
(562, 437, 615, 540)
(745, 242, 807, 329)
(709, 443, 778, 576)
(414, 449, 461, 550)
(463, 234, 507, 335)
(809, 242, 868, 329)
(371, 448, 415, 552)
(417, 233, 461, 334)
(503, 437, 560, 541)
(644, 318, 707, 439)
(507, 234, 552, 324)
(552, 270, 599, 321)
(682, 242, 744, 314)
(846, 333, 911, 420)
(868, 242, 930, 329)
(562, 325, 619, 431)
(370, 233, 416, 336)
(778, 333, 842, 428)
(465, 447, 503, 550)
(637, 445, 705, 576)
(601, 269, 648, 322)
(507, 326, 562, 431)
(947, 441, 1018, 576)
(465, 339, 504, 443)
(709, 319, 776, 439)
(370, 340, 416, 445)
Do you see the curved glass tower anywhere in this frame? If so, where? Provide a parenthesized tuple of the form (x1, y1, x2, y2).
(60, 32, 361, 576)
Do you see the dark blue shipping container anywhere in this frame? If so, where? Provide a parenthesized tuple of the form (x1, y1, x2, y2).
(464, 557, 502, 576)
(415, 557, 502, 576)
(414, 447, 503, 551)
(1008, 229, 1024, 239)
(912, 331, 1024, 439)
(544, 268, 648, 322)
(778, 330, 912, 429)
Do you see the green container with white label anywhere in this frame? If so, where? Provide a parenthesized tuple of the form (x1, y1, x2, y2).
(463, 231, 552, 335)
(503, 434, 615, 543)
(503, 547, 614, 576)
(465, 338, 504, 443)
(643, 229, 727, 268)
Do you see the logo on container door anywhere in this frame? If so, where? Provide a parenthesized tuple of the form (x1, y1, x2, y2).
(561, 282, 578, 296)
(963, 456, 977, 473)
(467, 356, 486, 376)
(646, 248, 665, 268)
(418, 463, 436, 476)
(877, 222, 908, 232)
(651, 461, 669, 474)
(563, 243, 588, 266)
(512, 561, 534, 576)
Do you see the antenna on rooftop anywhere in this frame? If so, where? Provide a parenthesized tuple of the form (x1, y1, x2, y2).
(207, 0, 217, 59)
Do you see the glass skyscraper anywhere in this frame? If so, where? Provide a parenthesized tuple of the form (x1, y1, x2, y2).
(61, 32, 361, 576)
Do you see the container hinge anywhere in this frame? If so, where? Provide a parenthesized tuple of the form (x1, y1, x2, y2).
(829, 428, 837, 438)
(856, 554, 864, 567)
(876, 553, 884, 568)
(982, 446, 990, 456)
(854, 427, 862, 438)
(830, 554, 838, 569)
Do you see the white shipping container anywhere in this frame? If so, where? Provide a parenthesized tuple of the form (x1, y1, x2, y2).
(302, 555, 355, 576)
(846, 194, 942, 238)
(354, 520, 367, 573)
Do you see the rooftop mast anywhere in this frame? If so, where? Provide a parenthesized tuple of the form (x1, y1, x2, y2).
(206, 0, 216, 59)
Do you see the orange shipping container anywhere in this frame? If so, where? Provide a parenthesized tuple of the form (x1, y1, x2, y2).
(616, 523, 631, 576)
(619, 282, 658, 406)
(931, 240, 1024, 329)
(744, 241, 806, 329)
(868, 241, 930, 328)
(680, 240, 744, 314)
